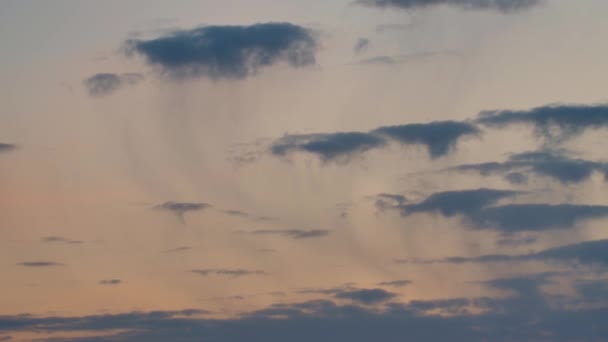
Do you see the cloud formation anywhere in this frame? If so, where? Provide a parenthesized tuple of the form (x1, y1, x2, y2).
(83, 73, 143, 97)
(401, 188, 608, 233)
(399, 239, 608, 267)
(354, 38, 370, 54)
(125, 22, 318, 79)
(0, 143, 16, 154)
(155, 201, 210, 223)
(356, 0, 541, 13)
(249, 229, 330, 239)
(477, 103, 608, 142)
(190, 269, 267, 277)
(334, 288, 398, 305)
(42, 236, 83, 244)
(16, 262, 64, 267)
(271, 121, 479, 162)
(377, 280, 412, 287)
(448, 149, 608, 184)
(99, 279, 122, 286)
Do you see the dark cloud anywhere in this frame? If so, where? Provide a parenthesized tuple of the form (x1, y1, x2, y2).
(449, 149, 608, 184)
(334, 288, 398, 305)
(0, 336, 10, 341)
(84, 72, 143, 97)
(399, 239, 608, 268)
(270, 132, 387, 162)
(190, 269, 267, 277)
(477, 103, 608, 142)
(4, 278, 608, 342)
(0, 143, 16, 154)
(354, 38, 370, 54)
(375, 193, 408, 212)
(163, 246, 192, 253)
(576, 280, 608, 302)
(250, 229, 330, 239)
(222, 209, 276, 222)
(270, 121, 478, 162)
(155, 201, 210, 223)
(125, 22, 318, 80)
(377, 280, 411, 287)
(356, 0, 541, 13)
(99, 279, 122, 286)
(373, 121, 480, 159)
(357, 55, 397, 65)
(495, 234, 538, 247)
(42, 236, 83, 244)
(401, 188, 608, 233)
(16, 261, 64, 267)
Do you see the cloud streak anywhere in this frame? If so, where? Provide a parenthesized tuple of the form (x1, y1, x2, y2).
(249, 229, 330, 239)
(356, 0, 541, 13)
(190, 269, 267, 277)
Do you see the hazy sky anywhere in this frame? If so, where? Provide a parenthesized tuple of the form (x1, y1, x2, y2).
(2, 0, 608, 341)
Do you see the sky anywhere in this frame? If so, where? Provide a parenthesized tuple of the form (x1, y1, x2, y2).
(1, 0, 608, 340)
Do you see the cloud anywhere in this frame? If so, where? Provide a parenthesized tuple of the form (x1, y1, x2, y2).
(334, 288, 398, 305)
(356, 0, 541, 13)
(222, 209, 276, 222)
(83, 73, 143, 97)
(357, 51, 462, 66)
(373, 121, 480, 159)
(477, 103, 608, 142)
(0, 143, 16, 154)
(250, 229, 330, 239)
(270, 120, 478, 162)
(162, 246, 192, 253)
(354, 38, 370, 54)
(125, 22, 318, 80)
(374, 193, 408, 212)
(401, 188, 608, 233)
(99, 279, 122, 286)
(42, 236, 83, 244)
(448, 149, 608, 184)
(399, 239, 608, 267)
(154, 201, 210, 223)
(377, 280, 412, 287)
(271, 132, 387, 162)
(190, 269, 267, 277)
(576, 280, 608, 302)
(16, 261, 64, 267)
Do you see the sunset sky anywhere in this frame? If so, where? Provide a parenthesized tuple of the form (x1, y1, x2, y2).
(2, 0, 608, 340)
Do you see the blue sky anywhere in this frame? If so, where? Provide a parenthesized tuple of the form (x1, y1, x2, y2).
(1, 0, 608, 340)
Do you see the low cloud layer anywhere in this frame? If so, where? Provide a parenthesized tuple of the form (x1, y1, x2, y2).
(356, 0, 541, 13)
(83, 73, 143, 97)
(125, 22, 318, 79)
(271, 121, 479, 162)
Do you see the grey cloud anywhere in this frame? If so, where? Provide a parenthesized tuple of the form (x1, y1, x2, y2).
(99, 279, 122, 286)
(190, 269, 267, 277)
(17, 261, 64, 267)
(354, 38, 370, 54)
(449, 149, 608, 184)
(334, 288, 398, 305)
(155, 201, 210, 223)
(358, 51, 461, 66)
(477, 103, 608, 142)
(401, 188, 608, 233)
(84, 73, 143, 97)
(125, 22, 318, 80)
(0, 336, 10, 341)
(377, 280, 411, 287)
(495, 234, 538, 247)
(222, 209, 276, 222)
(163, 246, 192, 253)
(42, 236, 83, 244)
(373, 121, 480, 159)
(0, 144, 16, 154)
(271, 120, 478, 162)
(356, 0, 541, 13)
(400, 239, 608, 267)
(375, 193, 408, 212)
(271, 132, 387, 162)
(576, 280, 608, 302)
(250, 229, 330, 239)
